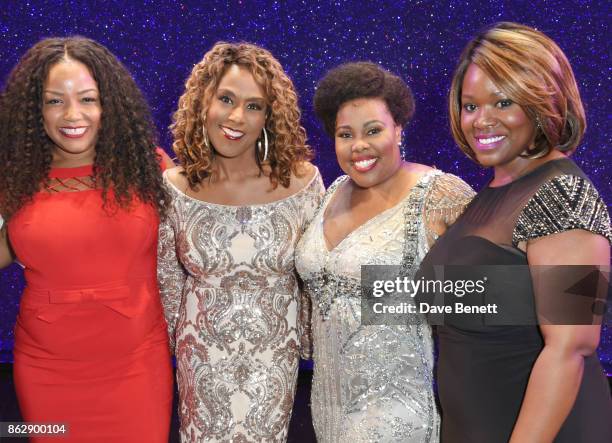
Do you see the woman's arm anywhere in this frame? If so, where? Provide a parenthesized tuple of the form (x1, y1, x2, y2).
(0, 216, 15, 269)
(157, 215, 187, 354)
(296, 164, 324, 360)
(157, 169, 188, 354)
(509, 229, 609, 443)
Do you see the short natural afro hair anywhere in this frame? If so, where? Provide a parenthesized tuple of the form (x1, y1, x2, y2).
(313, 62, 415, 137)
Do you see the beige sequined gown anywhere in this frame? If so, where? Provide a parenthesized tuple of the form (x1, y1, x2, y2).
(295, 170, 474, 443)
(158, 168, 324, 442)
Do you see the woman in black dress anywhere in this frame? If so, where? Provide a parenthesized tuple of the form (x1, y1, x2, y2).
(418, 22, 611, 442)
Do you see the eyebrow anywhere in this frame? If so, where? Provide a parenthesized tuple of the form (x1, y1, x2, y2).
(43, 88, 98, 95)
(216, 88, 265, 102)
(461, 90, 506, 100)
(336, 120, 385, 130)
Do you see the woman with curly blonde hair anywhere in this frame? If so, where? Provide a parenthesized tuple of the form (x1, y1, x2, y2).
(158, 42, 324, 442)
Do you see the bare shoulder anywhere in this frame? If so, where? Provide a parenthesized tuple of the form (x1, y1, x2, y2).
(408, 162, 435, 175)
(399, 162, 436, 186)
(165, 166, 190, 190)
(290, 161, 318, 189)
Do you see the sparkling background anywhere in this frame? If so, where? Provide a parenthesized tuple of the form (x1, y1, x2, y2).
(0, 1, 610, 369)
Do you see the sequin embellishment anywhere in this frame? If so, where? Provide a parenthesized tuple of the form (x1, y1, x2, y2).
(295, 171, 474, 442)
(158, 169, 324, 442)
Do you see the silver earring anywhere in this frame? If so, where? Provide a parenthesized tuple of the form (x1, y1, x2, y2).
(398, 140, 406, 160)
(535, 116, 542, 130)
(257, 127, 269, 162)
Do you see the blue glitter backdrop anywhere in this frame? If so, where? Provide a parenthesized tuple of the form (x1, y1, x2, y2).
(0, 1, 610, 368)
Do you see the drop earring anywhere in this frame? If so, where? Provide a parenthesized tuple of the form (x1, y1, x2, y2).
(398, 140, 406, 160)
(257, 127, 269, 162)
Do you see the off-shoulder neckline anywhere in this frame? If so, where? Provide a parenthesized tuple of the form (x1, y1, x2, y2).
(164, 166, 321, 208)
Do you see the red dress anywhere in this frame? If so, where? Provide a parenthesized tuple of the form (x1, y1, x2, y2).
(8, 158, 173, 443)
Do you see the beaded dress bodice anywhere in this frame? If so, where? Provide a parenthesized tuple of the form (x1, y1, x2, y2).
(158, 168, 324, 442)
(295, 170, 474, 443)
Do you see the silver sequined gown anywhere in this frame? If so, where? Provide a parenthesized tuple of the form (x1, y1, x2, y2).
(158, 168, 324, 442)
(295, 170, 474, 443)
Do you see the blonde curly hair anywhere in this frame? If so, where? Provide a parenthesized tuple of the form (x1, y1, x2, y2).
(171, 42, 312, 188)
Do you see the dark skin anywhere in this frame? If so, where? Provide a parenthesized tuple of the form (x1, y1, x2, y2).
(510, 231, 608, 443)
(461, 63, 609, 443)
(323, 163, 434, 251)
(321, 98, 444, 251)
(166, 162, 315, 206)
(167, 66, 316, 205)
(0, 225, 13, 269)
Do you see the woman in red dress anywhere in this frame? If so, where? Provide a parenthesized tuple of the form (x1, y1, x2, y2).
(0, 37, 174, 442)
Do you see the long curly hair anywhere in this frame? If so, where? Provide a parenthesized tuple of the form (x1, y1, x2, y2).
(0, 36, 169, 219)
(171, 42, 312, 188)
(449, 22, 586, 161)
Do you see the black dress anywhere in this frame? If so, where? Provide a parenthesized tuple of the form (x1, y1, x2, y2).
(417, 158, 612, 443)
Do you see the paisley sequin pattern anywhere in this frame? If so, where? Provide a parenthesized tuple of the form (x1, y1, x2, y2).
(295, 171, 474, 443)
(158, 169, 324, 442)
